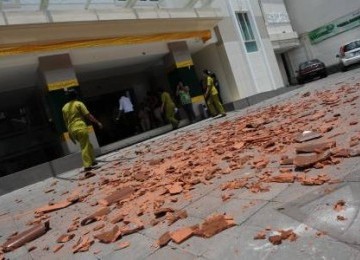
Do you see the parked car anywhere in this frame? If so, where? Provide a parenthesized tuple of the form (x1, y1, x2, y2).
(336, 39, 360, 71)
(297, 59, 327, 84)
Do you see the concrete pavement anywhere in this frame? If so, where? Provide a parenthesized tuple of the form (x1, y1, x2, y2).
(2, 68, 360, 260)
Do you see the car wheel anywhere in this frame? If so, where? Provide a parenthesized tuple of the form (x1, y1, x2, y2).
(341, 65, 348, 72)
(321, 71, 328, 78)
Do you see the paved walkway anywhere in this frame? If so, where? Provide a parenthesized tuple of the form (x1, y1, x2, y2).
(2, 68, 360, 260)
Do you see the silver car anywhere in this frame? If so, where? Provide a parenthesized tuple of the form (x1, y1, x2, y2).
(337, 40, 360, 71)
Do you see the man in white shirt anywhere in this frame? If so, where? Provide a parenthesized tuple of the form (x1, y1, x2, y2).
(116, 93, 137, 136)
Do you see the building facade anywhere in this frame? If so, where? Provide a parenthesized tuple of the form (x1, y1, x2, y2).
(284, 0, 360, 80)
(0, 0, 299, 177)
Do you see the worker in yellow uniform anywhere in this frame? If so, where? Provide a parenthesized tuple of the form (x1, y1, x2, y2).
(203, 70, 226, 117)
(62, 89, 103, 171)
(159, 88, 179, 130)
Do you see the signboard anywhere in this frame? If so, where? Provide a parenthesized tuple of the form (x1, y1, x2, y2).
(308, 9, 360, 44)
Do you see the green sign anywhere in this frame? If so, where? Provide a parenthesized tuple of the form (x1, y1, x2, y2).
(308, 9, 360, 44)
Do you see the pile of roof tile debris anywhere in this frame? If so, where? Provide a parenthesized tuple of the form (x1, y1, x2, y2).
(2, 83, 360, 257)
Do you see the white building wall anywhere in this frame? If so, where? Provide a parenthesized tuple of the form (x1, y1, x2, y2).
(200, 0, 286, 103)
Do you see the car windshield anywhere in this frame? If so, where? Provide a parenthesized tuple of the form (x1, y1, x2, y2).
(344, 40, 360, 52)
(299, 60, 320, 69)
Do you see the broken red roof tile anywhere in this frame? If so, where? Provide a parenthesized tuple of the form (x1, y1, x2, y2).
(295, 141, 336, 154)
(166, 210, 188, 226)
(98, 186, 135, 206)
(333, 200, 346, 212)
(94, 225, 122, 244)
(196, 214, 236, 238)
(170, 226, 198, 244)
(93, 223, 106, 231)
(154, 208, 174, 219)
(268, 235, 282, 245)
(2, 221, 50, 252)
(254, 230, 266, 240)
(81, 207, 110, 226)
(166, 183, 183, 195)
(72, 236, 94, 254)
(116, 241, 130, 250)
(157, 231, 171, 247)
(34, 200, 73, 215)
(268, 172, 295, 183)
(294, 131, 322, 143)
(56, 233, 75, 243)
(294, 151, 331, 168)
(53, 244, 64, 253)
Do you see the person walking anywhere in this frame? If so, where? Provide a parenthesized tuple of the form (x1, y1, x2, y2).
(116, 93, 137, 136)
(62, 88, 103, 171)
(203, 69, 226, 117)
(159, 88, 179, 129)
(176, 81, 196, 123)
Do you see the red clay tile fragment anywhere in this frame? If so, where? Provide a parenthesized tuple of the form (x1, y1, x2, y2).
(167, 183, 183, 195)
(167, 210, 188, 226)
(294, 131, 322, 143)
(295, 141, 336, 154)
(72, 236, 94, 253)
(94, 225, 122, 244)
(110, 212, 125, 224)
(56, 233, 75, 243)
(2, 221, 50, 252)
(98, 187, 135, 206)
(53, 244, 64, 253)
(254, 230, 266, 240)
(157, 231, 171, 247)
(268, 235, 282, 245)
(154, 208, 174, 218)
(293, 151, 331, 168)
(93, 223, 106, 231)
(333, 200, 346, 212)
(27, 246, 37, 252)
(34, 200, 73, 215)
(197, 214, 236, 238)
(81, 207, 110, 226)
(269, 173, 295, 183)
(170, 226, 197, 244)
(116, 241, 130, 250)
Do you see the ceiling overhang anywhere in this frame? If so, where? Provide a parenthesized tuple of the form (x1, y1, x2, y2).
(0, 17, 221, 56)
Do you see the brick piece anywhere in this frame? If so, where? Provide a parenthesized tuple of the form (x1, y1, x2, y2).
(2, 221, 50, 252)
(333, 200, 346, 212)
(81, 207, 110, 226)
(98, 186, 135, 206)
(154, 208, 174, 218)
(166, 183, 183, 195)
(269, 172, 295, 183)
(167, 210, 188, 226)
(254, 230, 266, 240)
(157, 231, 171, 247)
(295, 141, 336, 154)
(268, 235, 282, 245)
(197, 214, 236, 238)
(72, 236, 94, 254)
(170, 226, 197, 244)
(116, 241, 130, 250)
(94, 225, 122, 244)
(34, 200, 73, 215)
(294, 151, 331, 168)
(56, 233, 75, 243)
(294, 131, 322, 143)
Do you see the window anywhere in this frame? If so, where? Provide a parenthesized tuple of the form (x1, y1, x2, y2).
(236, 12, 258, 53)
